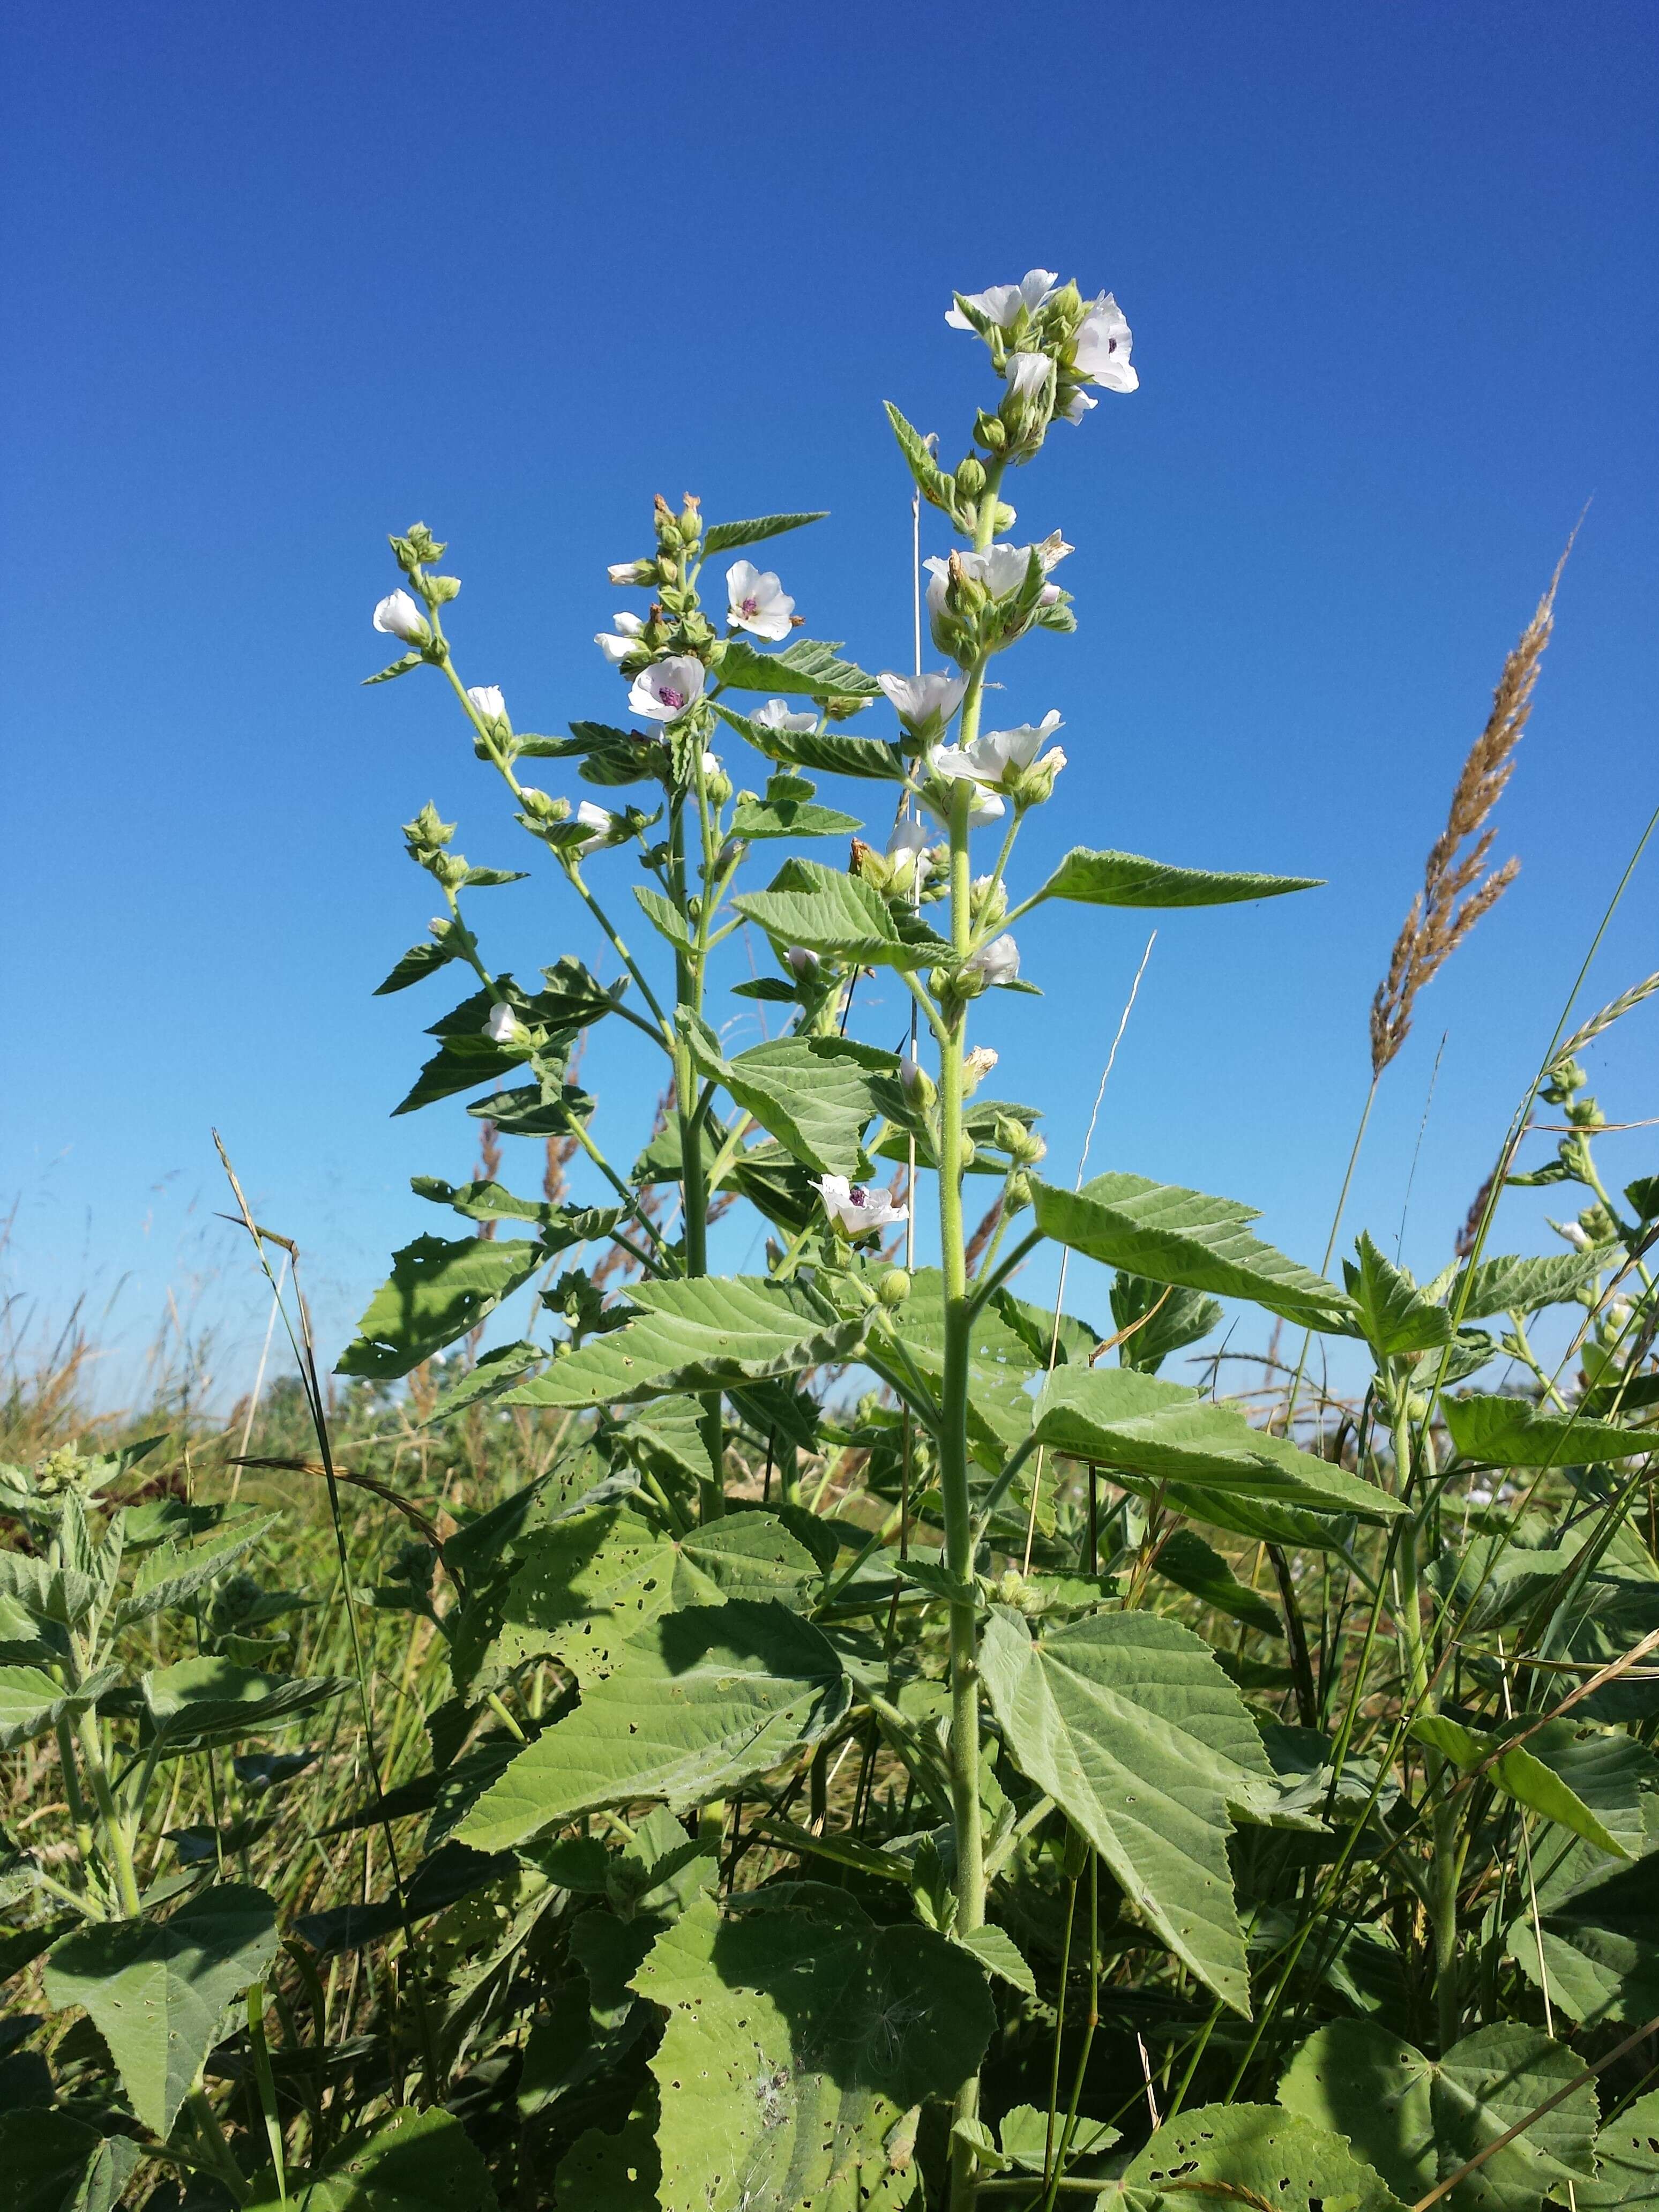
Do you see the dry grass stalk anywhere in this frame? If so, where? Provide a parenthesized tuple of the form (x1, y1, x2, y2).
(1555, 969, 1659, 1066)
(1369, 543, 1573, 1078)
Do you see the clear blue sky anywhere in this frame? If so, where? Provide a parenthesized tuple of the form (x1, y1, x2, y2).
(5, 0, 1655, 1406)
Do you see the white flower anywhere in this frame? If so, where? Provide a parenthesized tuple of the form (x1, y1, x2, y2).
(751, 698, 817, 733)
(923, 542, 1068, 645)
(966, 933, 1020, 987)
(1060, 388, 1097, 424)
(886, 815, 936, 890)
(573, 799, 614, 855)
(1560, 1221, 1593, 1252)
(1072, 292, 1137, 393)
(1005, 350, 1053, 403)
(813, 1173, 908, 1237)
(962, 1045, 999, 1087)
(923, 744, 1006, 827)
(965, 710, 1065, 788)
(484, 1002, 522, 1045)
(372, 589, 429, 644)
(878, 670, 967, 735)
(466, 684, 506, 723)
(609, 561, 646, 585)
(946, 269, 1058, 331)
(726, 560, 795, 641)
(629, 655, 706, 723)
(701, 750, 722, 776)
(785, 946, 820, 980)
(594, 614, 646, 667)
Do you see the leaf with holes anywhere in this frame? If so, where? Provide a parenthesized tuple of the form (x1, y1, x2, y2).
(1278, 2017, 1598, 2212)
(1125, 2102, 1404, 2211)
(1034, 1173, 1359, 1336)
(978, 1609, 1276, 2014)
(456, 1601, 849, 1850)
(335, 1235, 543, 1379)
(634, 1886, 992, 2212)
(43, 1884, 278, 2137)
(503, 1277, 866, 1409)
(1579, 2086, 1659, 2207)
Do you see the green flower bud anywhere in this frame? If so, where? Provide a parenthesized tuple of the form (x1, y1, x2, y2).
(1004, 1168, 1033, 1215)
(955, 456, 987, 496)
(876, 1268, 911, 1309)
(517, 788, 570, 824)
(976, 410, 1008, 452)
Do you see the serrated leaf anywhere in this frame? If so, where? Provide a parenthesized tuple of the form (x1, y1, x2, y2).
(425, 1341, 544, 1422)
(1454, 1245, 1618, 1320)
(363, 651, 423, 685)
(884, 399, 955, 510)
(703, 511, 828, 556)
(1031, 1366, 1404, 1521)
(242, 2105, 497, 2212)
(716, 637, 883, 701)
(978, 1609, 1276, 2013)
(504, 1276, 866, 1409)
(1344, 1232, 1455, 1355)
(1152, 1528, 1284, 1636)
(43, 1883, 278, 2136)
(373, 938, 461, 995)
(1410, 1714, 1629, 1856)
(335, 1235, 543, 1379)
(610, 1394, 715, 1493)
(455, 1601, 850, 1850)
(952, 1922, 1036, 1996)
(0, 2111, 141, 2212)
(1034, 1172, 1359, 1336)
(1580, 2086, 1659, 2206)
(0, 1665, 118, 1752)
(1129, 2101, 1405, 2211)
(732, 860, 917, 966)
(691, 1031, 895, 1178)
(633, 884, 696, 953)
(113, 1513, 278, 1629)
(1110, 1269, 1224, 1374)
(138, 1658, 350, 1751)
(729, 774, 863, 841)
(998, 2103, 1120, 2172)
(635, 1887, 992, 2212)
(1444, 1394, 1653, 1467)
(1278, 2017, 1597, 2212)
(712, 701, 906, 781)
(1034, 846, 1322, 909)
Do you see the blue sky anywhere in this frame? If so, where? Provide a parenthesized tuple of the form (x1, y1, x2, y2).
(4, 0, 1655, 1406)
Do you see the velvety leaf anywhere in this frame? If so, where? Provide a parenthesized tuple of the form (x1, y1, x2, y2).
(1034, 846, 1321, 910)
(455, 1601, 850, 1850)
(242, 2105, 498, 2212)
(1152, 1528, 1284, 1636)
(1030, 1366, 1404, 1521)
(335, 1235, 543, 1379)
(702, 511, 827, 556)
(1034, 1172, 1358, 1336)
(113, 1513, 278, 1629)
(953, 1923, 1036, 1997)
(43, 1883, 278, 2136)
(1344, 1232, 1455, 1355)
(373, 938, 462, 995)
(1410, 1715, 1630, 1856)
(636, 1887, 992, 2212)
(696, 1032, 895, 1178)
(712, 702, 906, 782)
(138, 1657, 351, 1751)
(552, 2108, 661, 2210)
(997, 2103, 1119, 2171)
(633, 884, 696, 954)
(503, 1277, 866, 1409)
(729, 774, 863, 841)
(1110, 1270, 1224, 1373)
(1127, 2102, 1404, 2212)
(883, 399, 955, 510)
(732, 861, 918, 966)
(1278, 2017, 1597, 2212)
(1445, 1394, 1653, 1467)
(1580, 2087, 1659, 2207)
(898, 1271, 1046, 1463)
(0, 1665, 119, 1752)
(1454, 1246, 1618, 1320)
(716, 637, 883, 700)
(979, 1608, 1275, 2013)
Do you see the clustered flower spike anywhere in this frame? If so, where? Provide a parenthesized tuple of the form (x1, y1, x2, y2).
(726, 560, 795, 642)
(944, 268, 1138, 422)
(813, 1174, 908, 1237)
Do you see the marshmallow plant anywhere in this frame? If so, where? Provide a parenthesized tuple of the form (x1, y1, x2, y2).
(320, 274, 1653, 2212)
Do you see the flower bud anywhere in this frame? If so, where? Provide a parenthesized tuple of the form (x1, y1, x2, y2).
(466, 684, 509, 731)
(785, 946, 821, 981)
(976, 410, 1008, 452)
(716, 836, 748, 873)
(517, 787, 570, 823)
(970, 875, 1008, 928)
(959, 1135, 977, 1168)
(962, 1045, 999, 1093)
(1004, 1168, 1033, 1216)
(899, 1052, 936, 1112)
(876, 1267, 911, 1309)
(955, 456, 987, 497)
(434, 853, 469, 890)
(372, 589, 430, 646)
(609, 559, 654, 586)
(484, 1002, 526, 1046)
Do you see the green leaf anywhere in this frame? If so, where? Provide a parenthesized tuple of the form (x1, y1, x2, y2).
(978, 1608, 1276, 2013)
(1444, 1394, 1653, 1467)
(1344, 1233, 1455, 1356)
(1128, 2101, 1404, 2212)
(898, 1272, 1049, 1463)
(1409, 1715, 1630, 1856)
(1030, 1366, 1404, 1521)
(716, 637, 883, 701)
(712, 702, 906, 781)
(1153, 1528, 1284, 1636)
(703, 511, 827, 555)
(1110, 1270, 1224, 1373)
(884, 400, 955, 511)
(552, 2108, 660, 2211)
(729, 774, 863, 841)
(952, 1922, 1036, 1997)
(43, 1883, 278, 2136)
(363, 651, 423, 685)
(1454, 1246, 1618, 1320)
(455, 1601, 850, 1850)
(610, 1394, 716, 1493)
(0, 2112, 141, 2212)
(693, 1031, 895, 1178)
(0, 1664, 118, 1752)
(1580, 2086, 1659, 2207)
(732, 859, 921, 966)
(636, 1886, 993, 2212)
(138, 1658, 351, 1752)
(1034, 1172, 1359, 1336)
(335, 1235, 543, 1379)
(1278, 2018, 1598, 2212)
(113, 1513, 278, 1630)
(243, 2105, 498, 2212)
(997, 2104, 1119, 2172)
(1034, 846, 1321, 910)
(373, 938, 461, 995)
(633, 884, 696, 954)
(503, 1277, 866, 1409)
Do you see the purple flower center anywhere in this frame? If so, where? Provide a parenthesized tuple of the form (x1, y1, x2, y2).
(848, 1185, 869, 1207)
(660, 685, 685, 710)
(739, 596, 759, 617)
